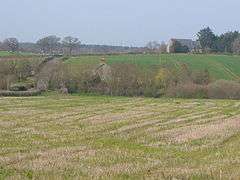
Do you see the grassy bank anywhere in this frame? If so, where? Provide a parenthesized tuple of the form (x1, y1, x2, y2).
(67, 54, 240, 80)
(0, 51, 36, 57)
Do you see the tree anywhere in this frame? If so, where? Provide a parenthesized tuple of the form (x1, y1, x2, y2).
(146, 41, 160, 53)
(37, 35, 61, 54)
(3, 38, 19, 52)
(217, 31, 239, 53)
(62, 36, 81, 56)
(232, 37, 240, 54)
(159, 41, 167, 53)
(197, 27, 217, 52)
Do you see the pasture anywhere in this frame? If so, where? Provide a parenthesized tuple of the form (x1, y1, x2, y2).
(1, 94, 240, 179)
(1, 52, 240, 80)
(67, 54, 240, 80)
(0, 51, 34, 57)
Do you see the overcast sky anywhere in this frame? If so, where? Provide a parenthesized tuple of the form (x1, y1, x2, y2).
(0, 0, 239, 46)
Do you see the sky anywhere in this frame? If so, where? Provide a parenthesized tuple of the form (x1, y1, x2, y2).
(0, 0, 239, 46)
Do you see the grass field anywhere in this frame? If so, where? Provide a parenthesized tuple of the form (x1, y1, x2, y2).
(67, 54, 240, 80)
(0, 51, 35, 57)
(1, 94, 240, 179)
(1, 51, 240, 80)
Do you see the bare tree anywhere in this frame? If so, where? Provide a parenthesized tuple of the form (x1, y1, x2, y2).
(37, 35, 61, 55)
(232, 37, 240, 54)
(159, 41, 167, 53)
(0, 41, 3, 50)
(3, 38, 19, 52)
(62, 36, 81, 56)
(146, 41, 160, 53)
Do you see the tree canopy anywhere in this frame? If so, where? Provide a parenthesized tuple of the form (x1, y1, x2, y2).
(197, 27, 240, 53)
(197, 27, 217, 52)
(62, 36, 81, 55)
(3, 38, 19, 52)
(37, 35, 61, 54)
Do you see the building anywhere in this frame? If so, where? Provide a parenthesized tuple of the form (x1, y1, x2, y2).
(167, 39, 199, 53)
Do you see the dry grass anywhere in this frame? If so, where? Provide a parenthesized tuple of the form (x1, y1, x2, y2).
(1, 94, 240, 179)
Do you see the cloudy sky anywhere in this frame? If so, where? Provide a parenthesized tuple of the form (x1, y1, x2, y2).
(0, 0, 239, 46)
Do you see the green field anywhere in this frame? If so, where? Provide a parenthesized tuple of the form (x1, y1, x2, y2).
(1, 94, 240, 179)
(0, 51, 35, 57)
(67, 54, 240, 80)
(1, 51, 240, 80)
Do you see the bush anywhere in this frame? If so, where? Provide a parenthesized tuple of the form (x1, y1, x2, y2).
(166, 83, 208, 99)
(2, 57, 239, 100)
(155, 63, 193, 87)
(108, 63, 151, 96)
(153, 64, 211, 98)
(9, 83, 28, 91)
(0, 74, 16, 90)
(64, 64, 97, 93)
(192, 69, 211, 85)
(37, 60, 67, 91)
(0, 58, 40, 90)
(0, 90, 41, 97)
(48, 63, 66, 90)
(155, 68, 172, 89)
(207, 80, 240, 99)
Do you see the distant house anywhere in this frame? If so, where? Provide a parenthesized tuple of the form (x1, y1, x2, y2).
(167, 39, 199, 53)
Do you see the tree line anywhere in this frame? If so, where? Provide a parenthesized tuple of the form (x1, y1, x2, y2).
(1, 28, 240, 55)
(0, 36, 141, 55)
(0, 36, 81, 55)
(145, 27, 240, 54)
(196, 27, 240, 54)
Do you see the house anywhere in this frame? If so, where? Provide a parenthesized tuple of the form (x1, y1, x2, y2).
(167, 39, 199, 53)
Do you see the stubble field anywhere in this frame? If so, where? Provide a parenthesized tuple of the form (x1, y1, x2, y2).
(1, 94, 240, 179)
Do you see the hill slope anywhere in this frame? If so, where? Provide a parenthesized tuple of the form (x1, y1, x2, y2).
(67, 54, 240, 80)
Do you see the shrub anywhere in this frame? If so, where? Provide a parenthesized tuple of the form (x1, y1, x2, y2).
(141, 71, 158, 97)
(37, 60, 66, 91)
(0, 58, 40, 90)
(153, 64, 209, 98)
(0, 77, 6, 90)
(177, 63, 193, 83)
(155, 68, 172, 89)
(108, 63, 150, 96)
(9, 83, 28, 91)
(192, 69, 211, 85)
(0, 74, 17, 90)
(57, 63, 157, 97)
(48, 63, 66, 90)
(0, 90, 41, 97)
(207, 80, 240, 99)
(166, 83, 208, 99)
(155, 63, 193, 86)
(64, 64, 97, 93)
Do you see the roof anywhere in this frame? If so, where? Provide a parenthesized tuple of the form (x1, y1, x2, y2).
(169, 39, 198, 50)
